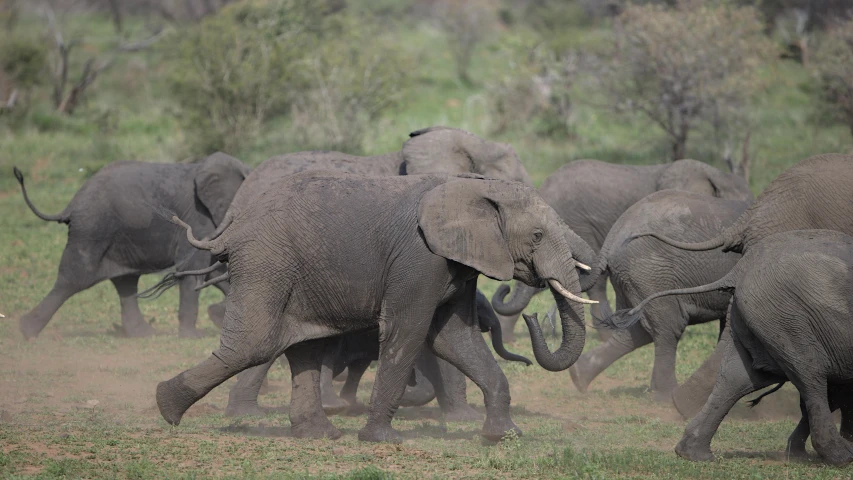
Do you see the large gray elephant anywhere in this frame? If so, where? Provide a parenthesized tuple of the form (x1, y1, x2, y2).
(491, 158, 753, 341)
(13, 153, 251, 339)
(605, 230, 853, 465)
(568, 190, 749, 401)
(628, 153, 853, 416)
(155, 172, 595, 443)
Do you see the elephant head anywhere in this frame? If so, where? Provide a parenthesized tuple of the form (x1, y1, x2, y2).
(402, 126, 533, 186)
(418, 177, 592, 372)
(657, 159, 753, 202)
(194, 152, 252, 225)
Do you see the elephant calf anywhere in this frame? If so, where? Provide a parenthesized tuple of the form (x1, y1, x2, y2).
(570, 190, 748, 401)
(606, 230, 853, 465)
(13, 153, 250, 338)
(156, 171, 595, 442)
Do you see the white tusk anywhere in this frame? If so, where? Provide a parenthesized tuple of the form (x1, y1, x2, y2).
(574, 261, 591, 271)
(0, 313, 4, 318)
(548, 279, 598, 304)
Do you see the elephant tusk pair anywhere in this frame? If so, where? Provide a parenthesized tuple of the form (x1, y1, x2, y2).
(549, 279, 598, 304)
(574, 260, 591, 271)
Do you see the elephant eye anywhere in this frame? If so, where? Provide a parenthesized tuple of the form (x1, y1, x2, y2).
(533, 231, 543, 243)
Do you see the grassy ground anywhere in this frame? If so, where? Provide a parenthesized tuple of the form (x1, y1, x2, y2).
(2, 9, 852, 480)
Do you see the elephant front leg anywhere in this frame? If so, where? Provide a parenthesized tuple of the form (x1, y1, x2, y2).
(286, 339, 342, 439)
(429, 301, 519, 442)
(177, 276, 203, 338)
(797, 380, 853, 466)
(225, 359, 276, 417)
(111, 274, 157, 338)
(421, 352, 482, 421)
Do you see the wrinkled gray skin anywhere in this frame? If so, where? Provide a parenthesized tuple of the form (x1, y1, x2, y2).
(206, 126, 534, 241)
(155, 172, 590, 443)
(491, 158, 753, 342)
(634, 153, 853, 416)
(13, 153, 250, 339)
(605, 230, 853, 465)
(568, 190, 749, 401)
(225, 290, 531, 421)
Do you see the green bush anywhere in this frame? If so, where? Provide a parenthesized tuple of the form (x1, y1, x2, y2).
(0, 32, 47, 115)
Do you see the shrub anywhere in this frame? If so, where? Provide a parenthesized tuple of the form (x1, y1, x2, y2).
(813, 18, 853, 139)
(0, 32, 47, 113)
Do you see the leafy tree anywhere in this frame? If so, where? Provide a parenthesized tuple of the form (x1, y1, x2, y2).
(813, 17, 853, 140)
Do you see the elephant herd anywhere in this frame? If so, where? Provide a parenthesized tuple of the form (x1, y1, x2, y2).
(12, 125, 853, 464)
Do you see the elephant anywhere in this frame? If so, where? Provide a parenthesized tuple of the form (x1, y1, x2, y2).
(154, 171, 596, 443)
(13, 153, 251, 339)
(568, 190, 749, 401)
(223, 289, 532, 420)
(491, 158, 753, 342)
(627, 153, 853, 415)
(603, 230, 853, 465)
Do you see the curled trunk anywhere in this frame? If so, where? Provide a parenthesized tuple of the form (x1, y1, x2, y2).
(524, 284, 587, 372)
(491, 282, 544, 316)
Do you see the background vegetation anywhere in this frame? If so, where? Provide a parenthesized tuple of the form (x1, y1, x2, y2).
(1, 0, 852, 478)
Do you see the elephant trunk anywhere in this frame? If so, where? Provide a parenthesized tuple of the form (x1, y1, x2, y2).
(524, 278, 587, 372)
(563, 226, 599, 292)
(491, 282, 543, 316)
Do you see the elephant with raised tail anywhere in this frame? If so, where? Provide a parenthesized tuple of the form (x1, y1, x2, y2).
(491, 158, 752, 341)
(568, 190, 749, 401)
(154, 172, 595, 442)
(602, 230, 853, 465)
(622, 153, 853, 416)
(12, 153, 251, 339)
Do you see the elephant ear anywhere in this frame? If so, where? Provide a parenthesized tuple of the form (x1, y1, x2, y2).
(418, 179, 514, 281)
(658, 159, 753, 202)
(402, 126, 533, 186)
(195, 152, 249, 225)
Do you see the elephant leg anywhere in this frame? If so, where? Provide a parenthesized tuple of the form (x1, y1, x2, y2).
(285, 339, 342, 439)
(588, 273, 611, 341)
(793, 378, 853, 466)
(648, 305, 687, 401)
(425, 352, 483, 422)
(156, 290, 285, 426)
(207, 275, 231, 329)
(427, 300, 519, 442)
(786, 398, 811, 461)
(339, 358, 371, 411)
(320, 338, 349, 414)
(225, 358, 276, 417)
(672, 319, 730, 419)
(111, 274, 156, 338)
(675, 319, 777, 462)
(177, 275, 203, 338)
(358, 304, 433, 443)
(569, 322, 652, 393)
(834, 385, 853, 442)
(20, 276, 88, 340)
(399, 353, 437, 408)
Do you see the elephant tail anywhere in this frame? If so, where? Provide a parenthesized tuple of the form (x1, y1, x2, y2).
(746, 382, 786, 408)
(13, 167, 69, 223)
(137, 261, 227, 299)
(599, 271, 738, 330)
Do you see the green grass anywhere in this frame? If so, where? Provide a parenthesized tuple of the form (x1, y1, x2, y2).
(1, 7, 852, 479)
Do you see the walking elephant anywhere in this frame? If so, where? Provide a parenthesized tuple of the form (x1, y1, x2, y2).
(568, 190, 749, 401)
(604, 230, 853, 465)
(491, 158, 752, 341)
(13, 153, 251, 339)
(155, 172, 596, 442)
(629, 153, 853, 415)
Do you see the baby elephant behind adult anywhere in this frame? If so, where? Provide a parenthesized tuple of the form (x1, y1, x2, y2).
(157, 172, 594, 443)
(14, 153, 251, 339)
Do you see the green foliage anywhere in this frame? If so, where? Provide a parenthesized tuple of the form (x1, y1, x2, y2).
(344, 466, 393, 480)
(812, 18, 853, 139)
(0, 33, 47, 89)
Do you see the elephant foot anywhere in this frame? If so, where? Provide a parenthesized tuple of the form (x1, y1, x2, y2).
(674, 438, 714, 462)
(818, 442, 853, 467)
(444, 404, 484, 422)
(569, 363, 591, 393)
(156, 379, 194, 426)
(481, 416, 521, 442)
(785, 444, 810, 463)
(652, 387, 676, 404)
(225, 401, 266, 417)
(291, 420, 342, 440)
(358, 423, 402, 443)
(207, 303, 226, 329)
(322, 393, 350, 415)
(19, 317, 43, 340)
(178, 325, 205, 339)
(120, 321, 157, 338)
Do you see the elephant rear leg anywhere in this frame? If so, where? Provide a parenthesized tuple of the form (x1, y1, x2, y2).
(177, 276, 203, 338)
(320, 338, 349, 414)
(675, 316, 778, 461)
(339, 358, 371, 412)
(226, 358, 276, 417)
(420, 352, 482, 421)
(286, 339, 342, 439)
(792, 379, 853, 465)
(111, 274, 156, 338)
(570, 321, 652, 393)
